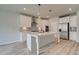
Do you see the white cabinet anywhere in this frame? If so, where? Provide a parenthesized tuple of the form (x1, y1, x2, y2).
(59, 15, 77, 41)
(59, 17, 70, 23)
(70, 16, 77, 27)
(20, 15, 32, 42)
(20, 15, 31, 27)
(48, 18, 59, 32)
(69, 16, 77, 41)
(37, 19, 49, 31)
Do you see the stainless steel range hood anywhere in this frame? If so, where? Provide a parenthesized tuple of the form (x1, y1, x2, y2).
(31, 16, 38, 32)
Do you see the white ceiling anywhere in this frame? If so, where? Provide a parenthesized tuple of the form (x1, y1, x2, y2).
(0, 4, 79, 18)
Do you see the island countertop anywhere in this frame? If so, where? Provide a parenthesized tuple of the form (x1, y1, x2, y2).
(26, 32, 59, 37)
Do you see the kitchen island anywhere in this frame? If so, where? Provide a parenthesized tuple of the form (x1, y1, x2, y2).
(27, 32, 56, 55)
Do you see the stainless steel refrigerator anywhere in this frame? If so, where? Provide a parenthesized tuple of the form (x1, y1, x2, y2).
(59, 23, 69, 40)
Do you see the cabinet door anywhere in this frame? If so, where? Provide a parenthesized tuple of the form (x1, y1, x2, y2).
(70, 16, 77, 26)
(37, 19, 49, 31)
(59, 17, 69, 23)
(26, 16, 31, 27)
(20, 15, 27, 27)
(70, 16, 77, 41)
(20, 15, 31, 27)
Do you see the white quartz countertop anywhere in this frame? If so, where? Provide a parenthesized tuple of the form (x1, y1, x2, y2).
(27, 32, 59, 37)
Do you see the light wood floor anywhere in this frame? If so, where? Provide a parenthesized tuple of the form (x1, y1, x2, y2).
(0, 39, 79, 55)
(0, 41, 28, 55)
(40, 39, 79, 55)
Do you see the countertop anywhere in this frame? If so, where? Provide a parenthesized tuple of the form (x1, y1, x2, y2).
(26, 32, 59, 37)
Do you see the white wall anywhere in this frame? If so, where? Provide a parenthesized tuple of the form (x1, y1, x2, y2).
(0, 10, 20, 45)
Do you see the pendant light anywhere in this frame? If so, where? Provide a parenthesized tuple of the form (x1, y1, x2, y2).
(37, 4, 41, 19)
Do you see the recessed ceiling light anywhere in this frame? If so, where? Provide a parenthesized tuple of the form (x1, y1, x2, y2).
(24, 8, 26, 10)
(69, 8, 72, 11)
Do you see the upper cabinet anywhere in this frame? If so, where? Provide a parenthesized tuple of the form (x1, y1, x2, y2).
(20, 15, 32, 27)
(59, 17, 70, 23)
(37, 19, 49, 31)
(59, 15, 77, 26)
(70, 15, 77, 27)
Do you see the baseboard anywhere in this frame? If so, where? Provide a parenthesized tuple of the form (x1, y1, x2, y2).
(0, 40, 21, 45)
(75, 40, 79, 42)
(19, 39, 27, 43)
(70, 39, 79, 43)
